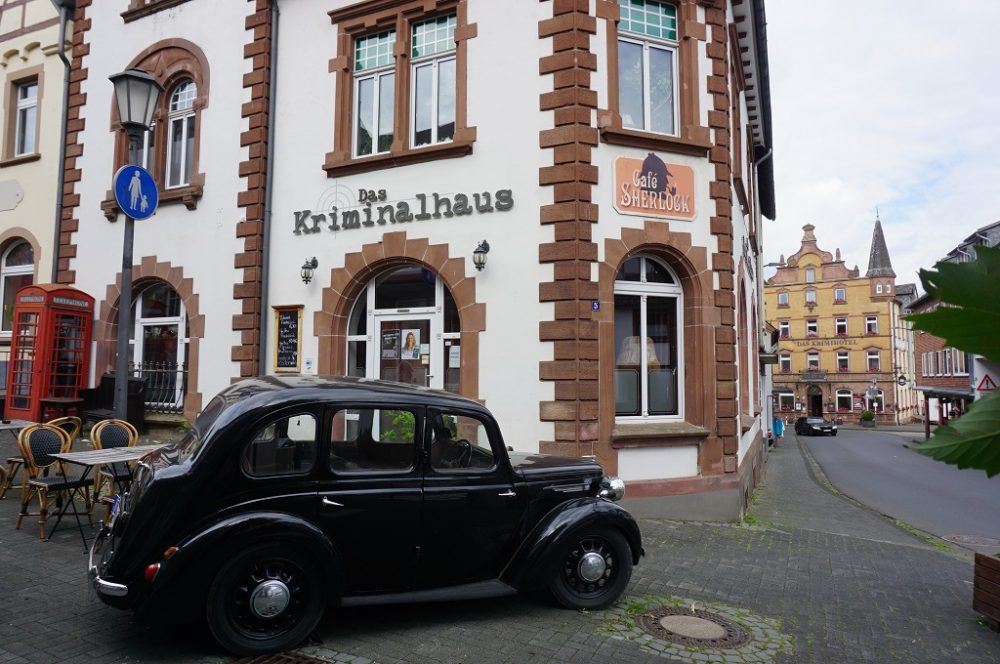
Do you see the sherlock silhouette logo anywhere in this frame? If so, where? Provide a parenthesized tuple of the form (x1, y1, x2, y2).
(292, 187, 513, 235)
(614, 153, 695, 220)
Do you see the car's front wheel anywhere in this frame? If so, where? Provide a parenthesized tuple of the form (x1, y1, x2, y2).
(206, 543, 326, 655)
(550, 527, 633, 610)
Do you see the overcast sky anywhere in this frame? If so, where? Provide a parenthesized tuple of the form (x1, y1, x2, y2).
(762, 0, 1000, 289)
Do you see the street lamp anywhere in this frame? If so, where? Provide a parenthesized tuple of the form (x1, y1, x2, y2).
(110, 68, 162, 420)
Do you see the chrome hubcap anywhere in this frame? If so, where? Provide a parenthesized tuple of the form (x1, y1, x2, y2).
(577, 551, 607, 582)
(250, 579, 291, 619)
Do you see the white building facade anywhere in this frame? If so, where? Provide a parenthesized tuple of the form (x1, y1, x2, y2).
(59, 0, 775, 519)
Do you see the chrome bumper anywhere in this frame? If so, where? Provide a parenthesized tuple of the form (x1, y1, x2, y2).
(88, 528, 129, 597)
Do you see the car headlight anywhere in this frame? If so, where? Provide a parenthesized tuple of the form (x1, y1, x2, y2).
(598, 476, 626, 502)
(811, 425, 821, 430)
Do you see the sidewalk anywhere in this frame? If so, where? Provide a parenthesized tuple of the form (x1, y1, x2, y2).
(0, 433, 996, 663)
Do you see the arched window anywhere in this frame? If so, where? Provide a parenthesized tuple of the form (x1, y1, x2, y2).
(166, 80, 197, 187)
(347, 265, 460, 393)
(614, 255, 682, 419)
(1, 241, 34, 333)
(130, 282, 189, 412)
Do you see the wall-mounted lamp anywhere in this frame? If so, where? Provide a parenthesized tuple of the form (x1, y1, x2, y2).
(472, 240, 490, 271)
(300, 257, 318, 284)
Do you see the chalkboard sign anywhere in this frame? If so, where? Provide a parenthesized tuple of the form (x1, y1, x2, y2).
(274, 307, 302, 372)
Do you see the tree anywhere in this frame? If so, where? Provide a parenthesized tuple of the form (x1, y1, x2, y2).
(906, 246, 1000, 477)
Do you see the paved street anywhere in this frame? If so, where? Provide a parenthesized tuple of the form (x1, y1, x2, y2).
(803, 427, 1000, 552)
(0, 432, 997, 663)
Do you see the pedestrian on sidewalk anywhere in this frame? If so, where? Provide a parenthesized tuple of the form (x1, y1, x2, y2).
(772, 414, 784, 443)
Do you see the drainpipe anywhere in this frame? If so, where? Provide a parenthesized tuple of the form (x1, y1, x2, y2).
(257, 0, 279, 375)
(752, 148, 773, 435)
(49, 0, 76, 283)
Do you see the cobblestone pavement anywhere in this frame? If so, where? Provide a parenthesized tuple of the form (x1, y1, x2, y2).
(0, 432, 996, 663)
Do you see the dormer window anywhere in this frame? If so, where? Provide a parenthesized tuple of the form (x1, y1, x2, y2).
(804, 267, 815, 283)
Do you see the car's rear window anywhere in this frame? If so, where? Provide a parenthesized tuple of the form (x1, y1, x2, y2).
(175, 395, 228, 462)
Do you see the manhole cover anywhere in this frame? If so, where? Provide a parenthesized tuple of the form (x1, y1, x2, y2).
(637, 607, 751, 648)
(230, 654, 330, 664)
(943, 534, 1000, 548)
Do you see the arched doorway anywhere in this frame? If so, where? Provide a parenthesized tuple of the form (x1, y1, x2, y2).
(346, 264, 460, 392)
(807, 384, 823, 416)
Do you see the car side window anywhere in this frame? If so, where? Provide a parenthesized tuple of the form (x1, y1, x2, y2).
(242, 413, 317, 477)
(429, 411, 495, 472)
(330, 407, 416, 473)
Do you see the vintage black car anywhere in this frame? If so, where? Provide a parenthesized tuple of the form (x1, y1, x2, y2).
(794, 416, 838, 436)
(89, 376, 642, 655)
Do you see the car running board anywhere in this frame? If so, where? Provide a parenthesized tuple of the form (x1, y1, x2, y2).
(339, 579, 517, 607)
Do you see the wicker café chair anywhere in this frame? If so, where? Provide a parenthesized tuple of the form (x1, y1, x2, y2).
(90, 419, 140, 500)
(48, 416, 83, 452)
(15, 424, 93, 539)
(0, 416, 83, 501)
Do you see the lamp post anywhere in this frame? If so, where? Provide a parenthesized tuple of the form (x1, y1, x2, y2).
(110, 68, 162, 420)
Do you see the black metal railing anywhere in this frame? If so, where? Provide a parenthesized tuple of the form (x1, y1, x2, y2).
(130, 361, 186, 414)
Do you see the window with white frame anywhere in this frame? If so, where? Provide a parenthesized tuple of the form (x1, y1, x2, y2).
(954, 349, 968, 375)
(778, 391, 794, 412)
(944, 349, 953, 375)
(837, 350, 849, 372)
(876, 283, 883, 294)
(14, 79, 38, 156)
(804, 267, 816, 283)
(353, 30, 397, 157)
(614, 255, 682, 419)
(834, 287, 846, 303)
(806, 319, 818, 336)
(1, 241, 34, 333)
(779, 353, 791, 373)
(777, 291, 789, 306)
(836, 389, 852, 412)
(934, 350, 941, 375)
(129, 282, 189, 411)
(865, 316, 878, 334)
(779, 320, 790, 338)
(411, 14, 457, 148)
(617, 0, 678, 135)
(867, 350, 880, 372)
(166, 80, 197, 187)
(805, 289, 816, 304)
(885, 283, 892, 293)
(807, 351, 819, 370)
(835, 317, 847, 335)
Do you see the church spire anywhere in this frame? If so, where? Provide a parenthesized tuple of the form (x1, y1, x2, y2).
(865, 212, 896, 278)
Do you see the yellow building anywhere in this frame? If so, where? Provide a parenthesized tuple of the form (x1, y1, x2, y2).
(764, 222, 916, 424)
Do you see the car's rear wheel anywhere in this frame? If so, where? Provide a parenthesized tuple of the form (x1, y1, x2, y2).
(549, 527, 632, 610)
(206, 543, 325, 655)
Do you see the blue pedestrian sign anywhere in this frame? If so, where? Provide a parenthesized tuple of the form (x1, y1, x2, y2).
(113, 165, 158, 220)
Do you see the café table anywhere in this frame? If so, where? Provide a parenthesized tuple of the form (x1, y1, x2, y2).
(39, 396, 85, 420)
(0, 419, 37, 499)
(46, 444, 166, 551)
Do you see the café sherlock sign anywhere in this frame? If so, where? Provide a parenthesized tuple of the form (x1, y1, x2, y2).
(614, 153, 695, 221)
(292, 187, 514, 236)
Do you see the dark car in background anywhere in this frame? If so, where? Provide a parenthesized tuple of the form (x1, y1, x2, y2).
(794, 416, 838, 436)
(89, 376, 642, 655)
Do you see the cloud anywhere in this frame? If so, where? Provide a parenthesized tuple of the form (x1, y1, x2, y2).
(764, 0, 1000, 288)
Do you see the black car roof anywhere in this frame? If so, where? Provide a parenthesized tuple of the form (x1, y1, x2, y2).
(214, 375, 485, 415)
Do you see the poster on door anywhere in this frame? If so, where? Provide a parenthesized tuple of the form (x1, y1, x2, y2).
(381, 330, 400, 359)
(401, 329, 421, 360)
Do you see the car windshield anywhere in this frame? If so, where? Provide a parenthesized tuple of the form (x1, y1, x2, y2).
(806, 417, 826, 424)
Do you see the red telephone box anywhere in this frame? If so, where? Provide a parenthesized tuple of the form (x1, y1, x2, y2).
(4, 285, 94, 422)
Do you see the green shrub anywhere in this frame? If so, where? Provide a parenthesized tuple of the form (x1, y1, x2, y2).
(860, 410, 875, 421)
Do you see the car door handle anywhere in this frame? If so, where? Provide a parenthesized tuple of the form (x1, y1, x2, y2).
(497, 490, 516, 497)
(321, 497, 344, 508)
